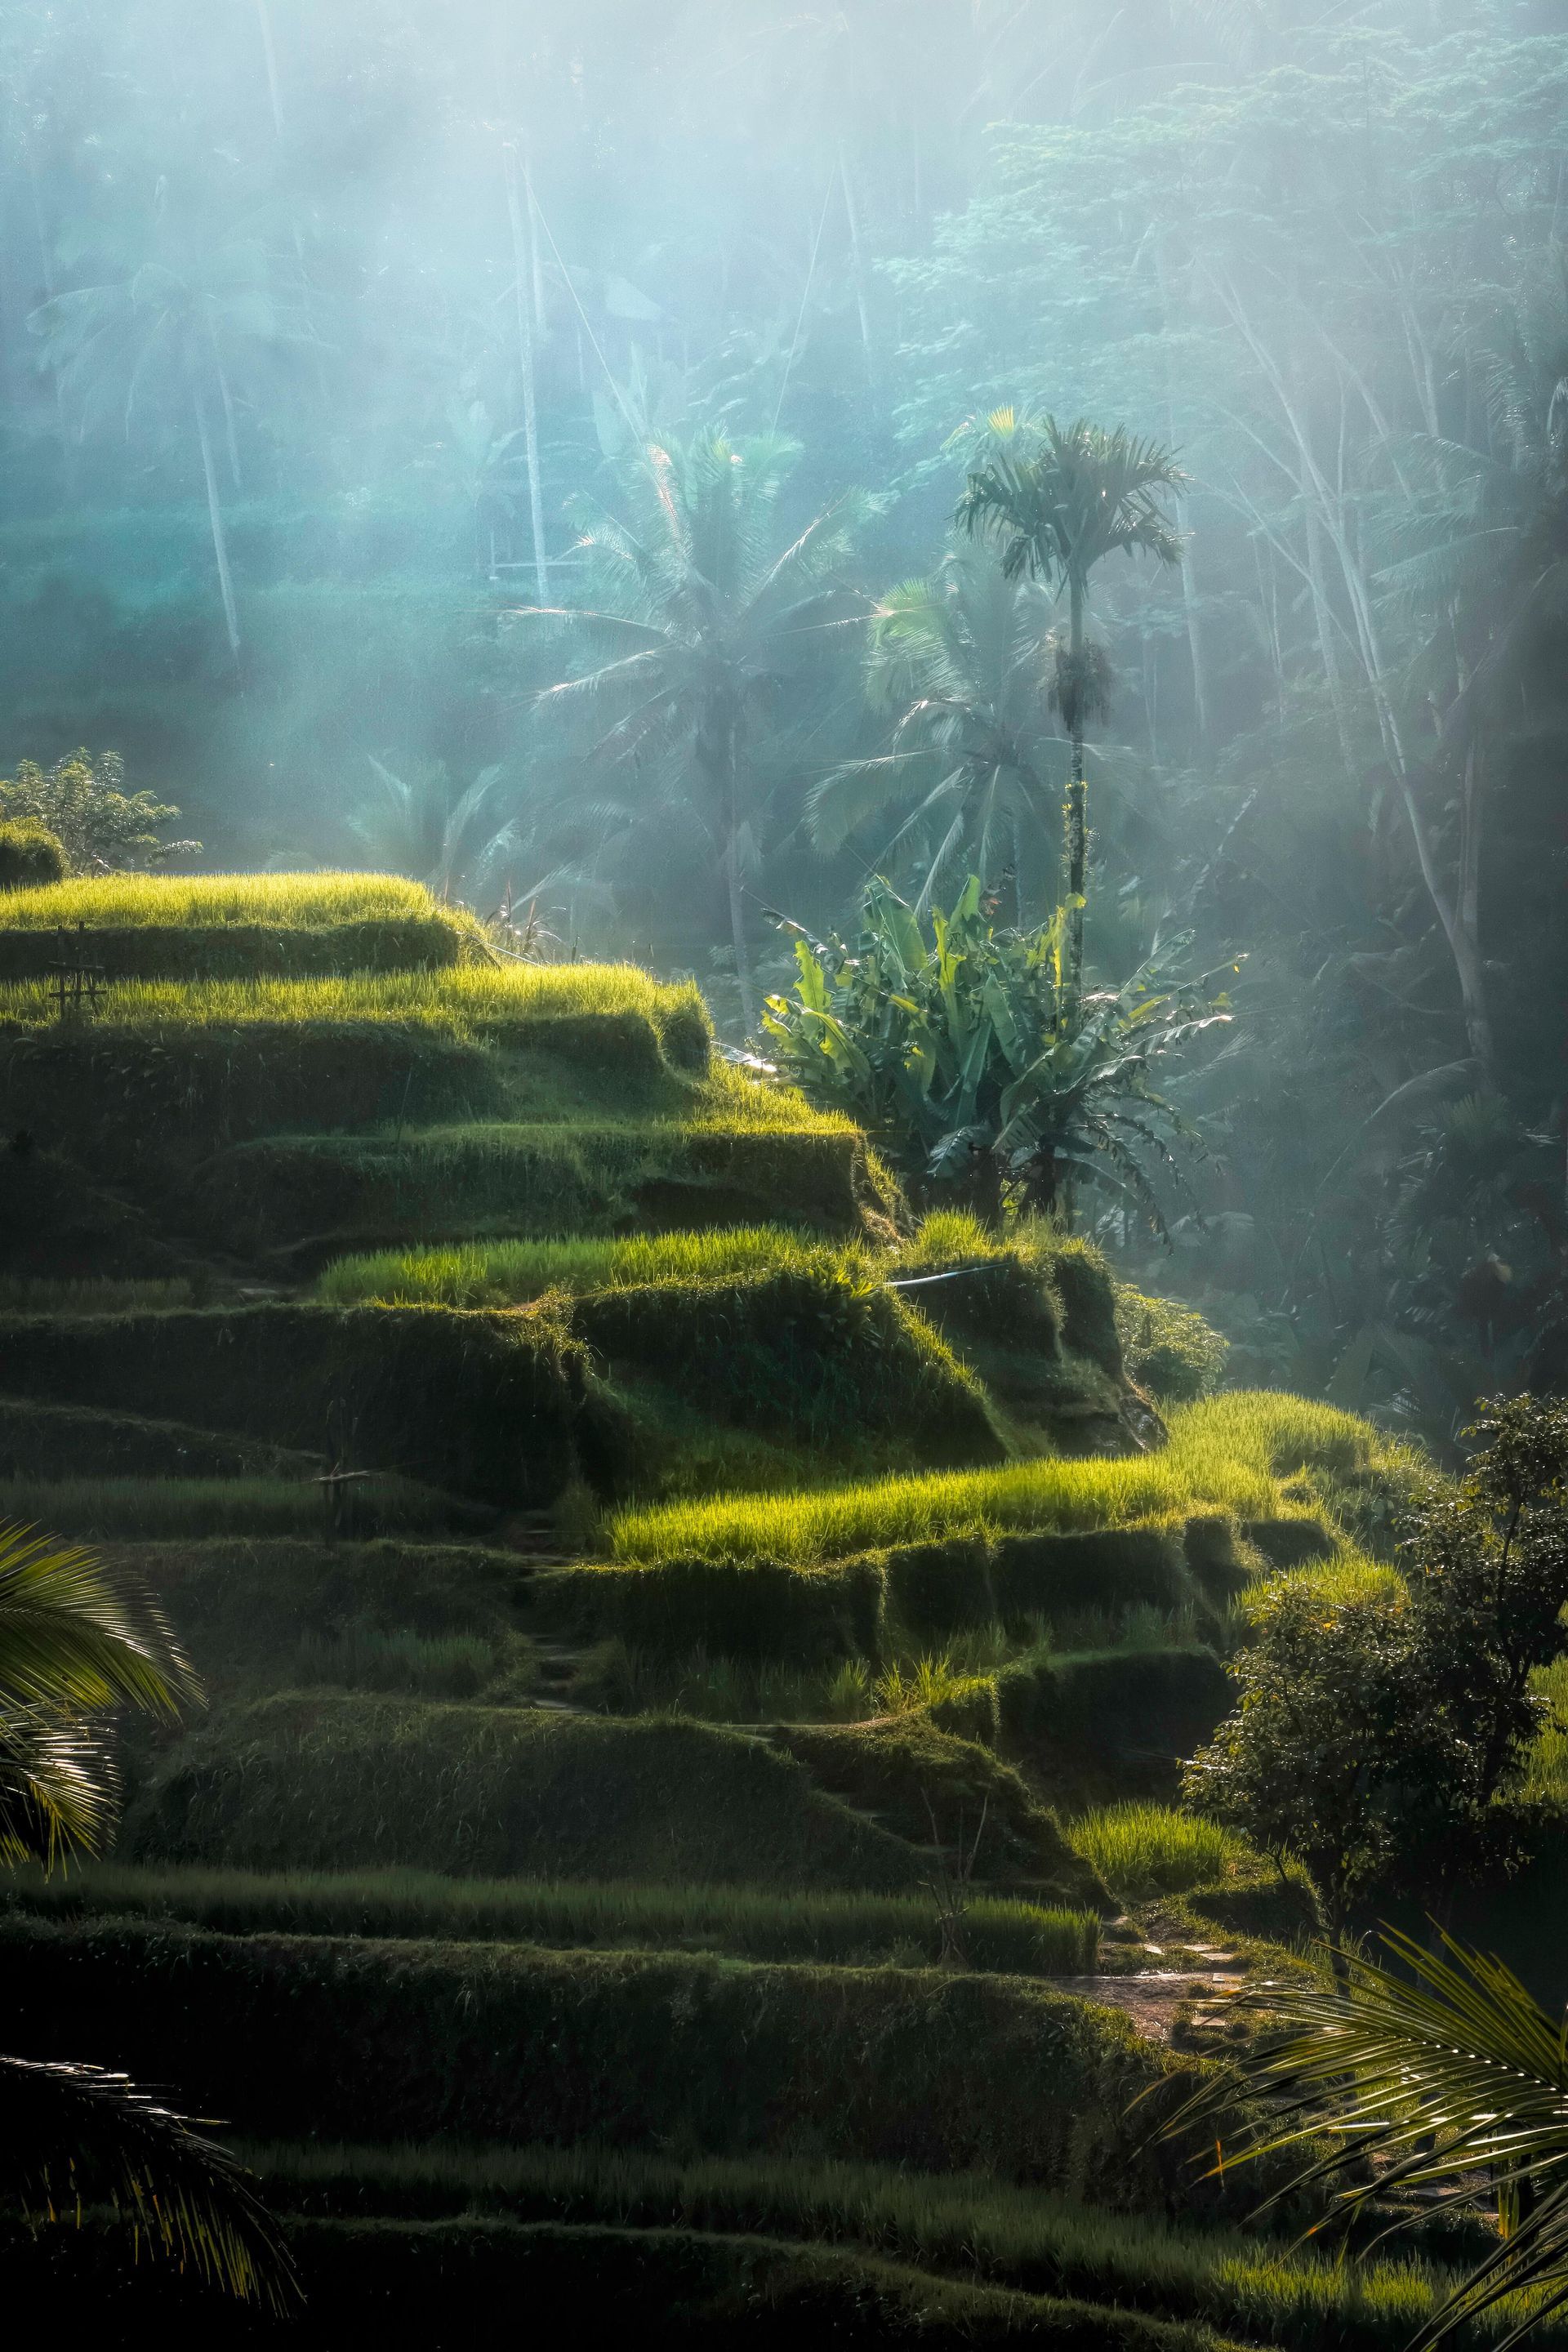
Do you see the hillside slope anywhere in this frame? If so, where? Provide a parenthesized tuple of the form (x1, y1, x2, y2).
(0, 873, 1438, 2341)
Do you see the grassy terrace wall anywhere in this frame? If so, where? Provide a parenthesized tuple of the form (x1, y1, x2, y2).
(0, 1303, 620, 1503)
(199, 1121, 875, 1252)
(0, 2217, 1244, 2352)
(0, 1912, 1179, 2186)
(123, 1698, 969, 1886)
(7, 1864, 1099, 1976)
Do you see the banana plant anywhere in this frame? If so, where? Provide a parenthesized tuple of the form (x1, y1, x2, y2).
(764, 875, 1232, 1231)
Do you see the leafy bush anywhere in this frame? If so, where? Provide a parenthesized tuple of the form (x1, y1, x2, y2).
(0, 748, 195, 871)
(1117, 1290, 1230, 1403)
(763, 875, 1230, 1232)
(0, 820, 67, 891)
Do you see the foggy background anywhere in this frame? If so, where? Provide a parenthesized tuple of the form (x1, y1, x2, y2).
(3, 0, 1566, 1429)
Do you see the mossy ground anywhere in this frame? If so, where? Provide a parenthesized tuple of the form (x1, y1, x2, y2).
(1, 873, 1461, 2341)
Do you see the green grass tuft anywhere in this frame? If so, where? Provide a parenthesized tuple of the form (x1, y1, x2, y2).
(1065, 1803, 1252, 1902)
(318, 1225, 880, 1308)
(0, 871, 458, 930)
(607, 1392, 1416, 1569)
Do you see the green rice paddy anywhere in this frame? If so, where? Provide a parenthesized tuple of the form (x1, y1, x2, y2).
(0, 870, 470, 930)
(605, 1391, 1386, 1567)
(4, 1862, 1098, 1976)
(0, 959, 708, 1044)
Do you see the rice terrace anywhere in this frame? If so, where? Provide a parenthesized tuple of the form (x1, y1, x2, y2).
(4, 6, 1568, 2348)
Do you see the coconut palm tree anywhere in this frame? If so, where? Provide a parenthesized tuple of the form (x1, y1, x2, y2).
(1163, 1928, 1568, 2350)
(956, 411, 1185, 1023)
(29, 216, 305, 662)
(512, 427, 858, 1032)
(0, 1521, 295, 2306)
(808, 547, 1061, 914)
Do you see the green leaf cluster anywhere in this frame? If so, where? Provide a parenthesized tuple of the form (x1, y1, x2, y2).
(763, 875, 1232, 1232)
(0, 750, 194, 875)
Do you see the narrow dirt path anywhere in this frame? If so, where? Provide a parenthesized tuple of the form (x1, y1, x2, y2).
(1054, 1968, 1246, 2042)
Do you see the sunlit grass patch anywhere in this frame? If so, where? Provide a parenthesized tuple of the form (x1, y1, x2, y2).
(0, 959, 708, 1047)
(0, 870, 457, 930)
(318, 1226, 879, 1309)
(1065, 1802, 1251, 1902)
(604, 1392, 1406, 1570)
(608, 1450, 1270, 1570)
(1522, 1656, 1568, 1802)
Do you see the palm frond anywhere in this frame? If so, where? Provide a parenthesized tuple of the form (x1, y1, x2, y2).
(0, 2056, 297, 2310)
(0, 1711, 113, 1867)
(1156, 1929, 1568, 2350)
(0, 1523, 198, 1721)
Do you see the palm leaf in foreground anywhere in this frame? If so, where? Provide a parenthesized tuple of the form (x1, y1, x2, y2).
(0, 2055, 298, 2309)
(1158, 1929, 1568, 2350)
(0, 1521, 199, 1720)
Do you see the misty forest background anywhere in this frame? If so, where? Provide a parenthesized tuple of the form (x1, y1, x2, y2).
(4, 0, 1567, 1441)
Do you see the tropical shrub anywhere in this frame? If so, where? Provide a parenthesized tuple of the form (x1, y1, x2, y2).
(763, 875, 1232, 1230)
(0, 822, 67, 892)
(1117, 1290, 1230, 1402)
(0, 750, 196, 873)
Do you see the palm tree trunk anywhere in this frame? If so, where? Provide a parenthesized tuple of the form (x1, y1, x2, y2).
(255, 0, 285, 137)
(503, 146, 550, 603)
(191, 376, 241, 662)
(839, 149, 873, 369)
(725, 720, 756, 1037)
(1064, 572, 1087, 1030)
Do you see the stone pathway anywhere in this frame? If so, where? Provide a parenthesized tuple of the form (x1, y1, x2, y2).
(1054, 1961, 1247, 2042)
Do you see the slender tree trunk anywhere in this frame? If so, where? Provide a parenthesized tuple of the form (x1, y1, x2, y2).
(191, 375, 241, 662)
(255, 0, 284, 138)
(721, 726, 756, 1036)
(503, 145, 550, 602)
(1064, 572, 1088, 1031)
(526, 154, 547, 333)
(701, 699, 756, 1036)
(839, 148, 873, 370)
(1324, 1886, 1351, 1986)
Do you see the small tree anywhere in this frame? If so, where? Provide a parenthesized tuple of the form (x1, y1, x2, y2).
(1186, 1396, 1568, 1972)
(0, 751, 195, 873)
(956, 412, 1184, 1027)
(1182, 1579, 1432, 1980)
(1397, 1394, 1568, 1898)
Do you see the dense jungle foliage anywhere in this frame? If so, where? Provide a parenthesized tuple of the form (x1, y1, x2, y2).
(4, 0, 1565, 1446)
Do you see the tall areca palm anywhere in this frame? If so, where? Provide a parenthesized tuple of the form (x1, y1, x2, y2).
(957, 411, 1185, 1022)
(808, 547, 1060, 913)
(0, 1522, 294, 2306)
(514, 428, 856, 1031)
(31, 222, 304, 662)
